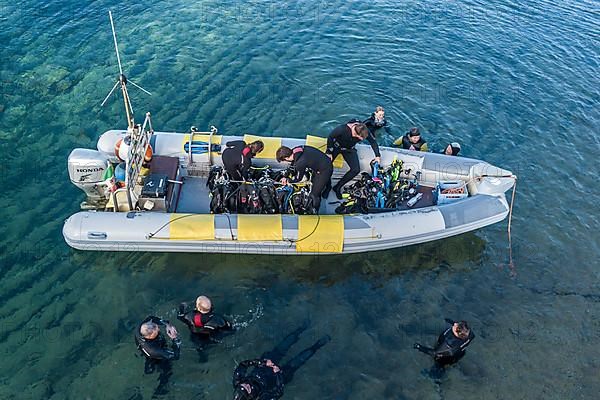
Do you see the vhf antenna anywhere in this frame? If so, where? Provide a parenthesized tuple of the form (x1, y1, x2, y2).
(101, 10, 151, 130)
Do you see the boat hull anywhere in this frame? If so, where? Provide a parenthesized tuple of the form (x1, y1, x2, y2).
(63, 194, 509, 255)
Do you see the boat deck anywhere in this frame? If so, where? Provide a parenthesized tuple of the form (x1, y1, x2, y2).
(174, 176, 436, 215)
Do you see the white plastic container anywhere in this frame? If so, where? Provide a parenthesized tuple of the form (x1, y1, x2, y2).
(436, 181, 468, 205)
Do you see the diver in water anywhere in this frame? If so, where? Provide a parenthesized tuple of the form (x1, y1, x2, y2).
(177, 295, 233, 358)
(134, 316, 181, 395)
(414, 319, 474, 379)
(232, 322, 331, 399)
(440, 142, 461, 156)
(393, 127, 429, 152)
(222, 140, 265, 181)
(276, 145, 334, 213)
(363, 106, 392, 139)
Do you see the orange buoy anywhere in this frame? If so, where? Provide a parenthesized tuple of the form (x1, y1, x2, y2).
(144, 145, 153, 162)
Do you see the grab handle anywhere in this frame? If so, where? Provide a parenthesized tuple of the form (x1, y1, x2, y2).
(87, 231, 107, 240)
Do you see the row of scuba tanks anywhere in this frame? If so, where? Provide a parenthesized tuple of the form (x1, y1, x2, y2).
(335, 159, 422, 214)
(207, 159, 422, 215)
(207, 166, 316, 215)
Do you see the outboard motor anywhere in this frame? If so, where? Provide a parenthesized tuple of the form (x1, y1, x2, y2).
(68, 148, 112, 206)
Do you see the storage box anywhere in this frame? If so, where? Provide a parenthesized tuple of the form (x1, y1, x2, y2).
(435, 181, 468, 205)
(141, 174, 169, 198)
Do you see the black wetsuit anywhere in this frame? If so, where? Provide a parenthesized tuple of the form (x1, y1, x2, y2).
(415, 319, 474, 372)
(363, 113, 391, 137)
(394, 133, 428, 152)
(134, 316, 180, 395)
(222, 140, 254, 180)
(232, 323, 330, 400)
(177, 303, 232, 337)
(289, 146, 333, 212)
(326, 120, 380, 190)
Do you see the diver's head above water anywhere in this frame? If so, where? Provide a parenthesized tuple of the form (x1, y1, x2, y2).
(140, 321, 160, 340)
(452, 321, 471, 340)
(408, 127, 422, 143)
(373, 106, 385, 125)
(196, 295, 212, 314)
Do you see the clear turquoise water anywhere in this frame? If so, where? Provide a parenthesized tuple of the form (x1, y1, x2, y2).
(1, 0, 599, 398)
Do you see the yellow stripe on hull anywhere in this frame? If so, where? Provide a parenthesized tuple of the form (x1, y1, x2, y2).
(296, 215, 344, 253)
(237, 215, 283, 241)
(169, 214, 215, 240)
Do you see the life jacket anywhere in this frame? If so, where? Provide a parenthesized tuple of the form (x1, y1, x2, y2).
(193, 312, 204, 327)
(401, 134, 427, 151)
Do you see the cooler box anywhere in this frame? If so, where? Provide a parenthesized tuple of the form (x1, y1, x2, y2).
(435, 181, 468, 205)
(139, 174, 169, 211)
(141, 174, 168, 198)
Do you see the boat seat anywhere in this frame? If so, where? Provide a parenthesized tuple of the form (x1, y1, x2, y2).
(106, 188, 132, 212)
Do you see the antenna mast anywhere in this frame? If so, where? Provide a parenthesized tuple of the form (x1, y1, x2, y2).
(108, 10, 134, 130)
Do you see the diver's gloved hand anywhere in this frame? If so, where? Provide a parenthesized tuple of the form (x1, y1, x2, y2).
(166, 324, 179, 340)
(444, 318, 455, 325)
(178, 302, 188, 314)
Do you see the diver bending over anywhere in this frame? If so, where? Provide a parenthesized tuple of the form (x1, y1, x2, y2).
(326, 120, 380, 199)
(232, 322, 330, 399)
(276, 145, 333, 213)
(222, 140, 264, 181)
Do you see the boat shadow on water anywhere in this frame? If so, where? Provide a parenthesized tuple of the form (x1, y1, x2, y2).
(70, 231, 487, 287)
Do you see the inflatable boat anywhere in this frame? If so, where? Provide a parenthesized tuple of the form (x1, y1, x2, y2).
(62, 12, 516, 255)
(62, 121, 516, 255)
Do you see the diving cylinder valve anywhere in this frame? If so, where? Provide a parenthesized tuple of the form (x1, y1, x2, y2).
(68, 148, 112, 206)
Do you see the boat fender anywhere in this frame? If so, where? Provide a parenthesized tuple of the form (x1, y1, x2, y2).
(114, 136, 131, 162)
(144, 145, 153, 162)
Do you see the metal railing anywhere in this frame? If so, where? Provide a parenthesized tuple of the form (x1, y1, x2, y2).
(124, 112, 154, 209)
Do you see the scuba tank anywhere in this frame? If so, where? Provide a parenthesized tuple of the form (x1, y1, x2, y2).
(370, 161, 385, 208)
(407, 192, 423, 208)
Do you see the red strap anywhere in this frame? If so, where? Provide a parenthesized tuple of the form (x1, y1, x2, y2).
(193, 313, 203, 327)
(242, 147, 251, 157)
(293, 146, 303, 155)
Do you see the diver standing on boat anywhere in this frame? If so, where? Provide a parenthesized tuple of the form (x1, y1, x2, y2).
(276, 145, 333, 213)
(222, 140, 264, 181)
(414, 319, 474, 379)
(326, 120, 380, 199)
(134, 315, 181, 395)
